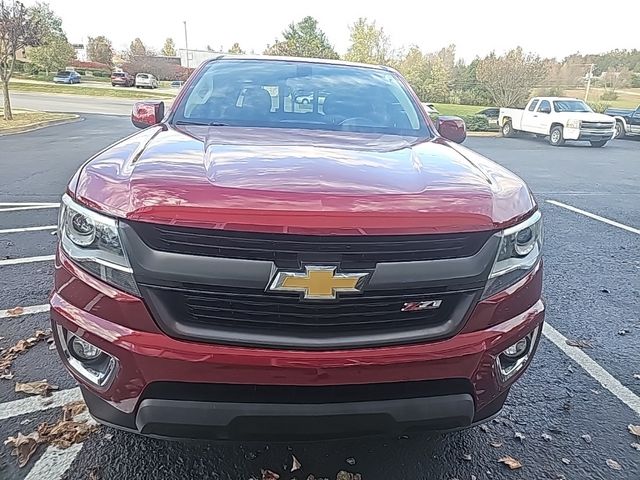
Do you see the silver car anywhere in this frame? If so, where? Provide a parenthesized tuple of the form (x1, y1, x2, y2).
(135, 73, 159, 89)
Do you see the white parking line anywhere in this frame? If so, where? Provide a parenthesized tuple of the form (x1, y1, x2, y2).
(0, 304, 50, 319)
(0, 387, 82, 421)
(0, 205, 59, 213)
(24, 443, 83, 480)
(543, 323, 640, 415)
(547, 200, 640, 235)
(0, 255, 55, 266)
(0, 202, 60, 206)
(0, 225, 56, 234)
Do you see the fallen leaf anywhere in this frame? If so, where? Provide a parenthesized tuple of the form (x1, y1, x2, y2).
(62, 401, 87, 421)
(600, 288, 610, 294)
(0, 372, 14, 380)
(103, 432, 113, 441)
(291, 455, 301, 472)
(336, 471, 361, 480)
(498, 456, 522, 470)
(15, 380, 59, 397)
(606, 459, 622, 471)
(490, 441, 503, 448)
(88, 467, 101, 480)
(37, 414, 97, 449)
(479, 424, 489, 433)
(561, 458, 571, 465)
(633, 374, 640, 380)
(514, 432, 525, 441)
(1, 330, 52, 376)
(462, 453, 472, 461)
(629, 425, 640, 437)
(345, 457, 356, 466)
(20, 419, 32, 425)
(3, 432, 41, 467)
(565, 339, 592, 349)
(261, 470, 280, 480)
(631, 443, 640, 451)
(6, 307, 24, 317)
(541, 433, 552, 441)
(581, 434, 592, 443)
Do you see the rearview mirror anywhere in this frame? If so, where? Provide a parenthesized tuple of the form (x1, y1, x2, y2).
(132, 101, 165, 129)
(436, 116, 466, 144)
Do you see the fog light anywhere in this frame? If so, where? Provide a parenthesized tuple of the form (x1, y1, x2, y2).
(503, 337, 529, 359)
(70, 336, 102, 361)
(496, 327, 540, 383)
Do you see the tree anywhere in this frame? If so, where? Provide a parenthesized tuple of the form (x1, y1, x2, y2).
(476, 48, 549, 107)
(129, 37, 146, 57)
(161, 37, 176, 56)
(87, 35, 113, 66)
(27, 2, 73, 75)
(228, 42, 244, 54)
(344, 18, 392, 65)
(0, 0, 44, 120)
(264, 16, 338, 59)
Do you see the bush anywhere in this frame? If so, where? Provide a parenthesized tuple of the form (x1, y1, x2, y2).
(24, 63, 40, 75)
(459, 115, 492, 132)
(630, 74, 640, 88)
(588, 101, 611, 113)
(600, 90, 618, 101)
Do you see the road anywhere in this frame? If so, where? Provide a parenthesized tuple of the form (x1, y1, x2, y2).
(2, 91, 136, 116)
(0, 104, 639, 479)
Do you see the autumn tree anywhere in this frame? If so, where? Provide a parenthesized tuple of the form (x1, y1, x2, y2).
(161, 37, 176, 56)
(129, 37, 146, 57)
(228, 42, 244, 54)
(27, 2, 74, 75)
(0, 0, 44, 120)
(476, 47, 549, 107)
(264, 16, 338, 59)
(87, 35, 113, 66)
(344, 18, 392, 65)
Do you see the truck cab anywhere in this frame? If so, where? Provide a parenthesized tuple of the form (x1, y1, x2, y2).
(605, 105, 640, 139)
(499, 97, 616, 147)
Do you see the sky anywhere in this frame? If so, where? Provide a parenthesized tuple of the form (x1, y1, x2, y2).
(26, 0, 640, 62)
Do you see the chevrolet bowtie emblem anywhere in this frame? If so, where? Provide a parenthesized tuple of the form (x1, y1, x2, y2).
(269, 266, 368, 300)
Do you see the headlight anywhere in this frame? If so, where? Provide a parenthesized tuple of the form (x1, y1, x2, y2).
(59, 194, 139, 295)
(483, 210, 543, 298)
(566, 119, 581, 129)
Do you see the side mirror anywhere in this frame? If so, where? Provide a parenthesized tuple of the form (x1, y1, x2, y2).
(436, 116, 466, 144)
(132, 101, 165, 129)
(539, 107, 551, 114)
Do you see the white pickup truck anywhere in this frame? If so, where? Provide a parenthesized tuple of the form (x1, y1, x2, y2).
(499, 97, 616, 147)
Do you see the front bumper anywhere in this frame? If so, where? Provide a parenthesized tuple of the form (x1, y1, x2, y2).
(51, 251, 544, 439)
(564, 126, 614, 141)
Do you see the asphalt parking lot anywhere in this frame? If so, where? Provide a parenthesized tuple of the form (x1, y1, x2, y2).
(1, 113, 639, 480)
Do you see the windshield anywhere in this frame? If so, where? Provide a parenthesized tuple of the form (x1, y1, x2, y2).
(172, 59, 429, 137)
(553, 100, 592, 113)
(56, 71, 70, 76)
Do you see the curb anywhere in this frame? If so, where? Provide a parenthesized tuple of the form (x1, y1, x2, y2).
(0, 114, 82, 136)
(467, 131, 501, 137)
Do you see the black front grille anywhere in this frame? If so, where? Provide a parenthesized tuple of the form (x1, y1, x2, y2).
(141, 283, 480, 349)
(129, 221, 494, 268)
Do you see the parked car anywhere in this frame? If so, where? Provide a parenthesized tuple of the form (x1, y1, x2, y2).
(52, 55, 543, 441)
(421, 102, 440, 116)
(170, 80, 184, 89)
(53, 70, 81, 84)
(476, 107, 500, 127)
(111, 71, 135, 87)
(499, 97, 616, 147)
(135, 73, 159, 89)
(604, 105, 640, 139)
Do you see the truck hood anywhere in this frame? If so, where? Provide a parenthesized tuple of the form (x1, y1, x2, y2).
(555, 112, 615, 123)
(73, 126, 535, 235)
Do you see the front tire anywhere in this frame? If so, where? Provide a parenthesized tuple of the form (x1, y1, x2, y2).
(614, 121, 626, 139)
(590, 140, 608, 148)
(501, 120, 515, 137)
(549, 126, 565, 146)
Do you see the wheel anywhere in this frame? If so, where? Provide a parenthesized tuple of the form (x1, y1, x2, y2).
(590, 140, 608, 148)
(111, 83, 116, 87)
(501, 120, 515, 137)
(136, 85, 140, 88)
(614, 121, 625, 139)
(549, 126, 565, 146)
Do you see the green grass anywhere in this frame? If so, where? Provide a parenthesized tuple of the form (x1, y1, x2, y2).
(0, 110, 76, 132)
(8, 81, 175, 100)
(433, 103, 489, 116)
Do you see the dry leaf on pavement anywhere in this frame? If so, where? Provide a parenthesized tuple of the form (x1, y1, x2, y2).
(62, 401, 87, 421)
(15, 380, 59, 397)
(3, 432, 41, 467)
(514, 432, 525, 441)
(565, 339, 592, 349)
(1, 329, 52, 376)
(631, 443, 640, 451)
(6, 306, 25, 317)
(261, 469, 280, 480)
(291, 455, 302, 472)
(490, 441, 503, 448)
(606, 459, 622, 470)
(0, 372, 14, 380)
(336, 471, 361, 480)
(581, 434, 592, 443)
(628, 424, 640, 437)
(37, 419, 97, 449)
(499, 456, 522, 470)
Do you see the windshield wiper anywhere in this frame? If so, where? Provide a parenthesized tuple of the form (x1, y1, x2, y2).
(174, 120, 229, 126)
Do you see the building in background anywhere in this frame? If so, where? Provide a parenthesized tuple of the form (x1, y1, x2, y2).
(72, 43, 87, 61)
(178, 48, 223, 68)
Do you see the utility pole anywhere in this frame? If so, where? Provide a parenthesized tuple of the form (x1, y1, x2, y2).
(183, 21, 190, 69)
(584, 63, 594, 101)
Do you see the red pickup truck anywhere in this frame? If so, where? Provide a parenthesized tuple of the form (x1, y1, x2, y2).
(51, 56, 544, 440)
